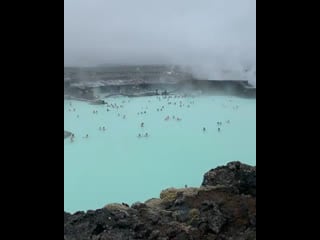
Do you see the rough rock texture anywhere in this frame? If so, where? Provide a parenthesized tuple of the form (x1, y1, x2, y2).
(64, 161, 256, 240)
(202, 161, 256, 196)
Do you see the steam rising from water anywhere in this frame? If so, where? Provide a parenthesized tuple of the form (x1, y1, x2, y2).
(64, 0, 256, 85)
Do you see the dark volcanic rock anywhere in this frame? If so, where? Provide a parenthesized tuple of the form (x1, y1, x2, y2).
(64, 131, 72, 139)
(64, 65, 256, 99)
(64, 162, 256, 240)
(202, 161, 256, 196)
(89, 99, 105, 105)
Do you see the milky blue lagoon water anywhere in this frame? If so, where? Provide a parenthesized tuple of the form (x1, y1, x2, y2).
(64, 95, 256, 213)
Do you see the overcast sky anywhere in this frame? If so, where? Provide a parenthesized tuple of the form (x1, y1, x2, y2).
(64, 0, 256, 81)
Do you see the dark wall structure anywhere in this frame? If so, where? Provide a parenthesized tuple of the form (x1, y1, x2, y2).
(64, 65, 256, 100)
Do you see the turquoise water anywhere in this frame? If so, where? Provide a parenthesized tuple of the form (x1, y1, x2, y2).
(64, 95, 256, 213)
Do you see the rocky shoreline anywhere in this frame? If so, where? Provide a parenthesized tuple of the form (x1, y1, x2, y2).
(64, 161, 256, 240)
(64, 65, 256, 102)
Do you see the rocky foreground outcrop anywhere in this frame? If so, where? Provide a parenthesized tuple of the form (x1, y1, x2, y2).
(64, 161, 256, 240)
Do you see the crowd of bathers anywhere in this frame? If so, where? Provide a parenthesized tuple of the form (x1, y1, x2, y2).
(65, 95, 235, 143)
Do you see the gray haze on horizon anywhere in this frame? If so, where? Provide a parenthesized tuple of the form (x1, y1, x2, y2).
(64, 0, 256, 84)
